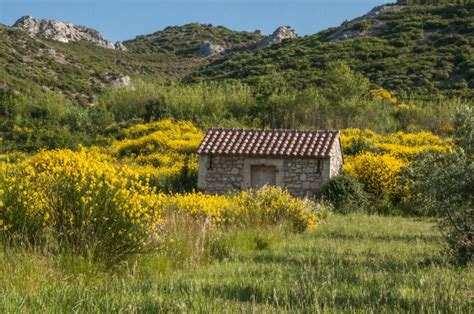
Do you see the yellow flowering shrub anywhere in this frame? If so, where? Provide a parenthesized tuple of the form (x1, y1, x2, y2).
(0, 151, 28, 164)
(370, 88, 398, 104)
(110, 119, 202, 192)
(123, 119, 195, 138)
(162, 187, 320, 232)
(124, 153, 198, 192)
(0, 148, 163, 263)
(133, 152, 198, 178)
(112, 119, 203, 156)
(230, 187, 319, 232)
(341, 128, 452, 160)
(164, 192, 231, 223)
(344, 152, 408, 196)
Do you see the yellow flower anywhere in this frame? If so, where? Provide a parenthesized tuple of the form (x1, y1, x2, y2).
(344, 152, 407, 195)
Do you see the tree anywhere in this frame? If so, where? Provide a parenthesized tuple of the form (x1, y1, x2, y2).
(403, 151, 473, 264)
(453, 104, 473, 155)
(320, 61, 371, 129)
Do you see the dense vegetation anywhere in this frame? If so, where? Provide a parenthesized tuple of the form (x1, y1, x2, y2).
(0, 2, 472, 101)
(190, 2, 474, 98)
(124, 23, 263, 56)
(2, 61, 467, 153)
(0, 1, 472, 310)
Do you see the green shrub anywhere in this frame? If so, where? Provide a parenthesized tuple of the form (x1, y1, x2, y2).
(322, 174, 373, 214)
(452, 104, 473, 154)
(402, 151, 473, 265)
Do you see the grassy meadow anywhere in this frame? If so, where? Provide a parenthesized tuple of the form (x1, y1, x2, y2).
(1, 1, 472, 311)
(1, 116, 471, 312)
(1, 214, 472, 312)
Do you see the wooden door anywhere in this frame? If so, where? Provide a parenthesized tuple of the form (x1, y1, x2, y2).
(251, 165, 277, 188)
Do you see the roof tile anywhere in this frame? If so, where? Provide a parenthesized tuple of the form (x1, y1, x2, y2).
(197, 128, 341, 158)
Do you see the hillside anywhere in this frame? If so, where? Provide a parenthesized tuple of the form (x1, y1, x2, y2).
(124, 23, 263, 57)
(190, 2, 474, 98)
(0, 22, 266, 101)
(0, 24, 204, 101)
(0, 2, 472, 102)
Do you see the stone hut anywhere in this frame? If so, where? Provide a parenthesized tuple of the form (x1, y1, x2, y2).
(197, 128, 343, 197)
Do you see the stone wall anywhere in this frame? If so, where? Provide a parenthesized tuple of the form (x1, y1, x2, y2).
(198, 153, 341, 197)
(283, 158, 330, 197)
(329, 139, 344, 177)
(198, 156, 244, 194)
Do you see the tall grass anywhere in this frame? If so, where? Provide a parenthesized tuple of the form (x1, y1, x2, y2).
(98, 80, 254, 125)
(1, 214, 472, 312)
(3, 78, 470, 152)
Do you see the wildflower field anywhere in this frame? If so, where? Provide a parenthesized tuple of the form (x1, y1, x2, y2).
(1, 120, 323, 263)
(0, 119, 470, 311)
(0, 120, 455, 254)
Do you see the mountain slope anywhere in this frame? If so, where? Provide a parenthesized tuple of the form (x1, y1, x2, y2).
(0, 2, 472, 102)
(0, 24, 204, 101)
(0, 22, 267, 100)
(189, 2, 474, 98)
(124, 23, 263, 57)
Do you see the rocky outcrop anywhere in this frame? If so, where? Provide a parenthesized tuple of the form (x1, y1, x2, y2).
(326, 5, 404, 41)
(198, 41, 226, 57)
(12, 16, 123, 50)
(114, 41, 127, 51)
(110, 75, 131, 87)
(257, 26, 298, 49)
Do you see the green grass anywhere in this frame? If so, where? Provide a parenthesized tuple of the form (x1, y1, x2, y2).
(1, 214, 472, 312)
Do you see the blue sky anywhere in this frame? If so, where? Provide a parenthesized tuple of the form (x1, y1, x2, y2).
(0, 0, 391, 42)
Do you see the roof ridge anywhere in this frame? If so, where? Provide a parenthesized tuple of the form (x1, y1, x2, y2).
(208, 127, 339, 132)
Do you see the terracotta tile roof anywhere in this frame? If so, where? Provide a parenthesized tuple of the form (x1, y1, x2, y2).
(197, 128, 341, 158)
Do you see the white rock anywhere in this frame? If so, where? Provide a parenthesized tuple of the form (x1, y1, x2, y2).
(198, 41, 226, 57)
(257, 26, 298, 49)
(13, 15, 118, 50)
(115, 41, 127, 51)
(111, 75, 131, 87)
(326, 4, 404, 41)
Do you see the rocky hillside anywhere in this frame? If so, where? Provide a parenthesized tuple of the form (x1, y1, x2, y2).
(0, 20, 296, 100)
(323, 5, 405, 41)
(190, 2, 473, 98)
(13, 16, 125, 50)
(0, 23, 202, 102)
(0, 2, 472, 102)
(123, 23, 263, 57)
